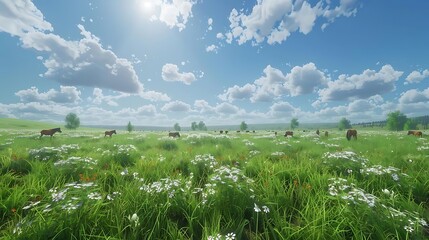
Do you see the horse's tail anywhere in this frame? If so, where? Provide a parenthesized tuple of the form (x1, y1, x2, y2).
(346, 131, 351, 141)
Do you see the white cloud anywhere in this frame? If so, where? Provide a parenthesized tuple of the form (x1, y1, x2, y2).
(215, 102, 241, 115)
(405, 69, 429, 84)
(318, 64, 403, 102)
(0, 0, 53, 36)
(321, 0, 359, 30)
(161, 100, 191, 112)
(148, 0, 196, 31)
(285, 62, 328, 96)
(194, 99, 215, 114)
(223, 0, 358, 45)
(89, 88, 131, 106)
(347, 99, 374, 113)
(398, 88, 429, 104)
(205, 44, 219, 53)
(139, 90, 171, 102)
(0, 2, 144, 94)
(161, 63, 197, 85)
(218, 84, 256, 102)
(268, 101, 298, 117)
(219, 63, 327, 103)
(15, 86, 81, 104)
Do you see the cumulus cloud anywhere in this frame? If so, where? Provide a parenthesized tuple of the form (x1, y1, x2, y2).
(219, 63, 327, 103)
(15, 86, 81, 104)
(148, 0, 196, 31)
(205, 44, 219, 53)
(0, 1, 144, 94)
(223, 0, 358, 45)
(89, 88, 131, 106)
(0, 0, 53, 36)
(405, 69, 429, 84)
(161, 63, 197, 85)
(194, 99, 215, 114)
(139, 90, 171, 102)
(398, 88, 429, 104)
(161, 100, 191, 112)
(318, 64, 403, 102)
(268, 101, 299, 117)
(215, 102, 241, 115)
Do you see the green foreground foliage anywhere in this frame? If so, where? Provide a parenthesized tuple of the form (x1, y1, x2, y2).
(0, 128, 428, 239)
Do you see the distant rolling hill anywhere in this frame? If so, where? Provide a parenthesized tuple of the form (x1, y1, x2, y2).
(0, 118, 60, 130)
(0, 118, 340, 131)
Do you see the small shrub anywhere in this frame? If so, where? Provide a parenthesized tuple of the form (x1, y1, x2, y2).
(158, 141, 178, 151)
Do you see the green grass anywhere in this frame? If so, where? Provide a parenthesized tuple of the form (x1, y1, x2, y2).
(0, 127, 428, 239)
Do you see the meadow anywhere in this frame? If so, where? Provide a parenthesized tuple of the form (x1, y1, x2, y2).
(0, 125, 428, 239)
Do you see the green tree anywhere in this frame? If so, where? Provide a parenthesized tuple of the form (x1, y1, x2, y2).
(126, 121, 134, 133)
(290, 118, 299, 130)
(240, 121, 248, 131)
(404, 119, 417, 130)
(65, 113, 80, 129)
(386, 111, 407, 131)
(174, 123, 181, 131)
(191, 122, 197, 131)
(338, 117, 352, 130)
(198, 121, 207, 131)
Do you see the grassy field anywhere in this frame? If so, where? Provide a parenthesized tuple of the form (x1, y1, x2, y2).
(0, 125, 428, 239)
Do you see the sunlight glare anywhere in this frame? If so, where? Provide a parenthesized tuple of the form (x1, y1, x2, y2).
(140, 0, 155, 13)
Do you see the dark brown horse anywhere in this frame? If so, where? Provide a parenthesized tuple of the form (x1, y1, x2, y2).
(346, 129, 357, 141)
(105, 130, 117, 137)
(284, 131, 293, 137)
(408, 130, 422, 137)
(169, 132, 180, 138)
(40, 128, 62, 139)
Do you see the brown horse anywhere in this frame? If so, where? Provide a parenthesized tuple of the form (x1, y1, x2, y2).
(169, 132, 180, 138)
(408, 130, 422, 137)
(284, 131, 293, 137)
(346, 129, 357, 141)
(40, 128, 62, 139)
(105, 130, 117, 137)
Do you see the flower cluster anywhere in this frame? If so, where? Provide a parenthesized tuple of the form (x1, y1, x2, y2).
(360, 165, 408, 181)
(207, 232, 236, 240)
(191, 154, 218, 169)
(54, 156, 97, 169)
(139, 177, 188, 199)
(328, 178, 377, 207)
(29, 144, 80, 161)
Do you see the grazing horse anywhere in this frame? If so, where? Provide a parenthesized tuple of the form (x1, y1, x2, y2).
(40, 128, 62, 139)
(284, 131, 293, 137)
(105, 130, 116, 137)
(316, 129, 320, 135)
(324, 131, 329, 137)
(408, 130, 423, 137)
(346, 129, 357, 141)
(169, 132, 180, 138)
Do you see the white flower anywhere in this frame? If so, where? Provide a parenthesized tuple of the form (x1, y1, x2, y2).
(382, 189, 390, 195)
(128, 213, 140, 227)
(226, 232, 236, 240)
(262, 205, 270, 213)
(254, 203, 261, 213)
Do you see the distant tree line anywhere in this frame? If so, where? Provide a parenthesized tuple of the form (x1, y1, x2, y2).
(353, 113, 429, 130)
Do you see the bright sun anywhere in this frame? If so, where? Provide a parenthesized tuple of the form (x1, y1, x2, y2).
(140, 0, 155, 13)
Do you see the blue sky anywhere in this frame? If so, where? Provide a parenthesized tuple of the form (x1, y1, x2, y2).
(1, 0, 429, 127)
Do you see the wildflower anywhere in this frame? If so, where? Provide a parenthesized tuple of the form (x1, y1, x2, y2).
(262, 205, 270, 213)
(382, 189, 390, 195)
(128, 213, 140, 227)
(88, 192, 102, 200)
(254, 203, 261, 213)
(120, 168, 128, 176)
(225, 232, 236, 240)
(404, 225, 414, 233)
